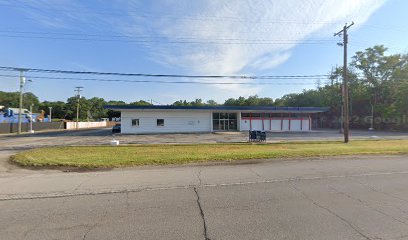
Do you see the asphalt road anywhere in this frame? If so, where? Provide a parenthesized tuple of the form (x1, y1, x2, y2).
(1, 155, 408, 239)
(1, 129, 408, 239)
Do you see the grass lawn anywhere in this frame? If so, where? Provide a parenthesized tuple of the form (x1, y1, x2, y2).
(10, 140, 408, 169)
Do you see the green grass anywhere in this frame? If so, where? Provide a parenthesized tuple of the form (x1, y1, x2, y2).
(10, 140, 408, 169)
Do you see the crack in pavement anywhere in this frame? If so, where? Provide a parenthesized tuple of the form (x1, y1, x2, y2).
(354, 180, 408, 218)
(193, 187, 210, 240)
(82, 208, 109, 240)
(291, 183, 372, 240)
(22, 221, 42, 240)
(247, 167, 262, 178)
(328, 185, 408, 226)
(82, 223, 97, 240)
(197, 169, 203, 186)
(356, 179, 408, 204)
(73, 176, 92, 192)
(3, 170, 408, 201)
(125, 191, 130, 210)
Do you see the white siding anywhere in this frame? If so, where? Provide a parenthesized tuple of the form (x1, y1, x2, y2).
(302, 119, 310, 131)
(240, 118, 311, 132)
(251, 120, 263, 131)
(290, 120, 302, 131)
(281, 120, 289, 131)
(271, 120, 282, 131)
(121, 110, 211, 134)
(240, 118, 250, 131)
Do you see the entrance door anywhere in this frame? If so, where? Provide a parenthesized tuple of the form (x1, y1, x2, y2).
(213, 112, 237, 131)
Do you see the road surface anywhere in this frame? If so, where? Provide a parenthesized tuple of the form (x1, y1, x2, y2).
(1, 129, 408, 239)
(1, 155, 408, 239)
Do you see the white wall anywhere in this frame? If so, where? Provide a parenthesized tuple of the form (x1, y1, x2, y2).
(240, 119, 250, 131)
(66, 122, 107, 129)
(271, 120, 282, 131)
(121, 110, 212, 134)
(239, 118, 310, 131)
(302, 119, 310, 131)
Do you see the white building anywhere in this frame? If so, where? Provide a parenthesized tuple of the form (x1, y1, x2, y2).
(105, 105, 328, 134)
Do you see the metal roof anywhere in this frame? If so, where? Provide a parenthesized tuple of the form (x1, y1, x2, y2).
(104, 105, 329, 113)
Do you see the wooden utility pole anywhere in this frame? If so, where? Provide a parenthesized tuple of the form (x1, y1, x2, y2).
(334, 22, 354, 143)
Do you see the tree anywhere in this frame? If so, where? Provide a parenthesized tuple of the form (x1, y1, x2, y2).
(224, 95, 273, 106)
(129, 100, 152, 106)
(106, 100, 126, 119)
(206, 100, 218, 106)
(65, 96, 91, 120)
(39, 101, 66, 119)
(87, 97, 107, 120)
(351, 45, 408, 129)
(0, 91, 40, 110)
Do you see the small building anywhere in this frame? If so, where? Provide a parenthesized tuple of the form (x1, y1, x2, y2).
(105, 105, 328, 134)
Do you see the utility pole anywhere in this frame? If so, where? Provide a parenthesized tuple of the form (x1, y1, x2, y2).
(17, 69, 27, 134)
(74, 87, 83, 129)
(334, 22, 354, 143)
(49, 107, 53, 123)
(29, 104, 34, 133)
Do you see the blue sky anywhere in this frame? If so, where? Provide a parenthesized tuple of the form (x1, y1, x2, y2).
(0, 0, 407, 104)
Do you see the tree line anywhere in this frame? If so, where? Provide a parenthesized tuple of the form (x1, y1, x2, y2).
(1, 45, 407, 129)
(274, 45, 408, 130)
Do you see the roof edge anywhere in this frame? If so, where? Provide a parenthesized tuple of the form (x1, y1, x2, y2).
(104, 105, 329, 112)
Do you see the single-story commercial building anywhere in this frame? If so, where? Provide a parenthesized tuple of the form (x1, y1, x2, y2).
(105, 105, 329, 134)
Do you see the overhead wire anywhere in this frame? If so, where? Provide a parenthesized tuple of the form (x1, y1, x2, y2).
(0, 73, 321, 85)
(0, 2, 342, 25)
(0, 66, 330, 79)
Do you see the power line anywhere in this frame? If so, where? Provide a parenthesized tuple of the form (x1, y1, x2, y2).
(0, 2, 343, 25)
(1, 73, 406, 86)
(0, 74, 321, 85)
(0, 29, 337, 43)
(0, 66, 330, 79)
(0, 34, 337, 45)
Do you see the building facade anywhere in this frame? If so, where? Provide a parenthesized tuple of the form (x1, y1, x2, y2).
(105, 105, 328, 134)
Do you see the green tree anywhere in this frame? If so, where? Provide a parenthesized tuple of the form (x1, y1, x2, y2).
(87, 97, 107, 120)
(129, 100, 152, 106)
(39, 101, 66, 119)
(0, 91, 40, 110)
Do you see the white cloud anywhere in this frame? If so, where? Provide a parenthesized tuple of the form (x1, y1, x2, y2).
(121, 0, 386, 95)
(13, 0, 386, 99)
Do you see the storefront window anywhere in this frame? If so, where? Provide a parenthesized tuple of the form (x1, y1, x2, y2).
(212, 112, 237, 131)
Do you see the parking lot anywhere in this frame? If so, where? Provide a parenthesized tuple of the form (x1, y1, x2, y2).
(0, 127, 406, 172)
(1, 128, 408, 151)
(1, 128, 408, 239)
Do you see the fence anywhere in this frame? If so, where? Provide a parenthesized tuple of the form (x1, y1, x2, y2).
(65, 121, 107, 129)
(0, 122, 65, 134)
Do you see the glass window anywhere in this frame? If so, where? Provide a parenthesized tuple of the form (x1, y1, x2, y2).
(228, 113, 237, 119)
(157, 119, 164, 127)
(220, 113, 227, 119)
(241, 113, 250, 118)
(229, 120, 237, 130)
(131, 119, 139, 127)
(212, 112, 220, 120)
(213, 120, 219, 130)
